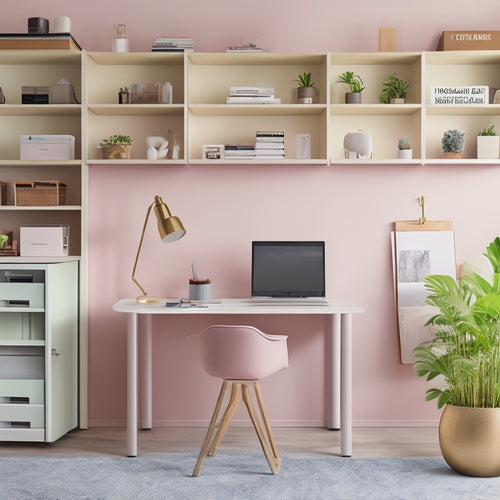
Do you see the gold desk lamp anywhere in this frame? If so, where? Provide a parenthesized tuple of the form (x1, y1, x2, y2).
(132, 195, 186, 303)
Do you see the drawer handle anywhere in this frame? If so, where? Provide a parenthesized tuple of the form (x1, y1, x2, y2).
(51, 348, 61, 357)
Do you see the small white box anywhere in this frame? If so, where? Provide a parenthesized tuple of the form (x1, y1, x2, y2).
(20, 135, 75, 161)
(20, 225, 69, 257)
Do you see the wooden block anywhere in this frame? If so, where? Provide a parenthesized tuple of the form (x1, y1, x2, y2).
(438, 31, 500, 51)
(379, 28, 397, 52)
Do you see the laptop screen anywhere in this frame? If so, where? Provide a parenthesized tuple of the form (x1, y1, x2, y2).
(251, 241, 325, 298)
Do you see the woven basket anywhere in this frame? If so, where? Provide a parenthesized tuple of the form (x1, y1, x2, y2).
(15, 181, 68, 206)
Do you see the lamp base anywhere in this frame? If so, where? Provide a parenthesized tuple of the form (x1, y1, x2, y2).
(136, 295, 169, 304)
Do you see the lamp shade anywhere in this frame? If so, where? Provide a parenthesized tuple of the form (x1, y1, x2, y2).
(153, 196, 186, 242)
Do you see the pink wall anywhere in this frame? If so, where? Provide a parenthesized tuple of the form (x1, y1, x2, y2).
(3, 1, 500, 427)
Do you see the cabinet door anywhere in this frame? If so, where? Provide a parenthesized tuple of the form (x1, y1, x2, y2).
(45, 261, 78, 442)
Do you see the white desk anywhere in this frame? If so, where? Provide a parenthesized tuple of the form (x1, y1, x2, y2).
(113, 298, 364, 457)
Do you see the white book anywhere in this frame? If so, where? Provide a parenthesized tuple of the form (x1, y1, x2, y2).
(255, 143, 285, 149)
(227, 97, 281, 104)
(230, 86, 275, 95)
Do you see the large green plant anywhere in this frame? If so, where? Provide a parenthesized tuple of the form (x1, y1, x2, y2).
(414, 237, 500, 409)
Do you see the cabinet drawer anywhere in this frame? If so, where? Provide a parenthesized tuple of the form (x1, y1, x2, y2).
(0, 404, 44, 429)
(0, 283, 44, 308)
(0, 379, 44, 404)
(0, 347, 44, 379)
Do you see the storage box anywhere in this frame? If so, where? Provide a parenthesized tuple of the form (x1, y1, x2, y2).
(15, 181, 67, 206)
(20, 135, 75, 160)
(129, 83, 172, 104)
(438, 31, 500, 50)
(21, 85, 49, 104)
(20, 225, 69, 257)
(48, 83, 77, 104)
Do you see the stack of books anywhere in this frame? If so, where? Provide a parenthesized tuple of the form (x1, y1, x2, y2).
(255, 131, 285, 160)
(224, 144, 256, 160)
(0, 33, 81, 51)
(226, 86, 281, 105)
(152, 37, 194, 52)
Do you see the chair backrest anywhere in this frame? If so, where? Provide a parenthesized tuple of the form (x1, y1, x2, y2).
(191, 325, 288, 380)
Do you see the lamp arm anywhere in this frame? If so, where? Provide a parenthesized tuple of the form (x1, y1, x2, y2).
(131, 201, 154, 297)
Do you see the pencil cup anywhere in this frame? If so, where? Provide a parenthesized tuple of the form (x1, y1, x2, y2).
(189, 283, 211, 301)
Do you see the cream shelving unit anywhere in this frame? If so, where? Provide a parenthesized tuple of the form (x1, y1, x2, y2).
(423, 50, 500, 163)
(330, 52, 423, 164)
(85, 52, 186, 164)
(0, 50, 87, 432)
(186, 52, 329, 164)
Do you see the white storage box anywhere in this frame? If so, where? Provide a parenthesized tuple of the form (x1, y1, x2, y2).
(20, 135, 75, 161)
(20, 225, 69, 257)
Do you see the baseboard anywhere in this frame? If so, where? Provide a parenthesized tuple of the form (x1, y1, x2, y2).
(88, 418, 440, 428)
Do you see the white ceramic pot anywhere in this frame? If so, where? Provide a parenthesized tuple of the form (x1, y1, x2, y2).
(398, 149, 412, 160)
(477, 135, 499, 159)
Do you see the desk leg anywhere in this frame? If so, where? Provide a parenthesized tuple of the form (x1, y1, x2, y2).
(340, 313, 352, 457)
(328, 314, 341, 430)
(127, 312, 138, 457)
(140, 314, 153, 430)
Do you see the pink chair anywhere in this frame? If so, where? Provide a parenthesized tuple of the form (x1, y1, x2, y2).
(190, 324, 289, 476)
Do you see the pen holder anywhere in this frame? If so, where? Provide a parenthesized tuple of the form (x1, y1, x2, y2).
(189, 283, 211, 301)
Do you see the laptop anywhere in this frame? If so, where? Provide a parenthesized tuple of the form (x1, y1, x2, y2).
(250, 241, 327, 305)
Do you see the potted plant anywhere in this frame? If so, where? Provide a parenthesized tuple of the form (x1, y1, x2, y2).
(336, 71, 365, 104)
(397, 137, 412, 159)
(441, 129, 465, 159)
(295, 72, 318, 104)
(100, 134, 133, 159)
(379, 73, 409, 104)
(414, 237, 500, 477)
(477, 125, 499, 160)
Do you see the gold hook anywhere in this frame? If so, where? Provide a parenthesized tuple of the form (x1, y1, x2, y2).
(418, 195, 426, 224)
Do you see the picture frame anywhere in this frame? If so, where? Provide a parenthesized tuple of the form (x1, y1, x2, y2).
(202, 144, 224, 160)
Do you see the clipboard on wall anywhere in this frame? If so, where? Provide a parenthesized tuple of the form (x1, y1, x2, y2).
(392, 196, 457, 364)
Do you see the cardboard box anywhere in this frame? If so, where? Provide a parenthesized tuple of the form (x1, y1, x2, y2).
(438, 31, 500, 50)
(20, 225, 69, 257)
(20, 135, 75, 160)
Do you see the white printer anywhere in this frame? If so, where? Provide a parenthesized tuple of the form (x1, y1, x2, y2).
(20, 135, 75, 161)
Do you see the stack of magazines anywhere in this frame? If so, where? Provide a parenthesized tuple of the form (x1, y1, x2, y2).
(152, 37, 194, 52)
(226, 86, 280, 104)
(224, 144, 256, 160)
(255, 131, 285, 160)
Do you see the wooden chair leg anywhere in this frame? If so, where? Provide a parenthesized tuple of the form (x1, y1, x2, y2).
(192, 380, 229, 477)
(242, 383, 280, 474)
(253, 381, 281, 465)
(208, 382, 242, 456)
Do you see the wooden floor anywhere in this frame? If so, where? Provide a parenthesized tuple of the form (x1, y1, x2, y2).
(0, 427, 441, 458)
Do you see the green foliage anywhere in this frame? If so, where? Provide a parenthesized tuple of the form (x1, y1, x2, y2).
(441, 129, 465, 153)
(479, 125, 497, 136)
(100, 134, 132, 147)
(398, 137, 412, 150)
(0, 234, 8, 248)
(336, 71, 365, 93)
(379, 73, 409, 103)
(296, 72, 316, 88)
(414, 237, 500, 409)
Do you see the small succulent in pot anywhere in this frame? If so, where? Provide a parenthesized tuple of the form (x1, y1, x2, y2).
(100, 134, 133, 159)
(296, 72, 318, 104)
(397, 137, 412, 159)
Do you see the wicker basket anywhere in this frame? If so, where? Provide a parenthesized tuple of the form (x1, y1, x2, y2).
(14, 181, 68, 206)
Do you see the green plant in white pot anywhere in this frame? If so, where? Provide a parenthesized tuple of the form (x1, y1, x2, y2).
(397, 137, 412, 160)
(477, 125, 499, 160)
(414, 237, 500, 477)
(379, 73, 409, 104)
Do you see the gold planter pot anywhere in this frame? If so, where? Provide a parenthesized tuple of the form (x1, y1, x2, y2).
(439, 404, 500, 477)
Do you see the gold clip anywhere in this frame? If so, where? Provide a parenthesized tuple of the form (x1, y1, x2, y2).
(418, 195, 426, 224)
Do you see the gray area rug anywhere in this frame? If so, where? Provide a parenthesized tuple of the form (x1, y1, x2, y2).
(2, 453, 500, 500)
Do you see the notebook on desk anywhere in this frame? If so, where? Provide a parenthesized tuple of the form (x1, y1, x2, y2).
(250, 241, 328, 305)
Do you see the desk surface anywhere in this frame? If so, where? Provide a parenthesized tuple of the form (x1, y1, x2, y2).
(113, 298, 365, 315)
